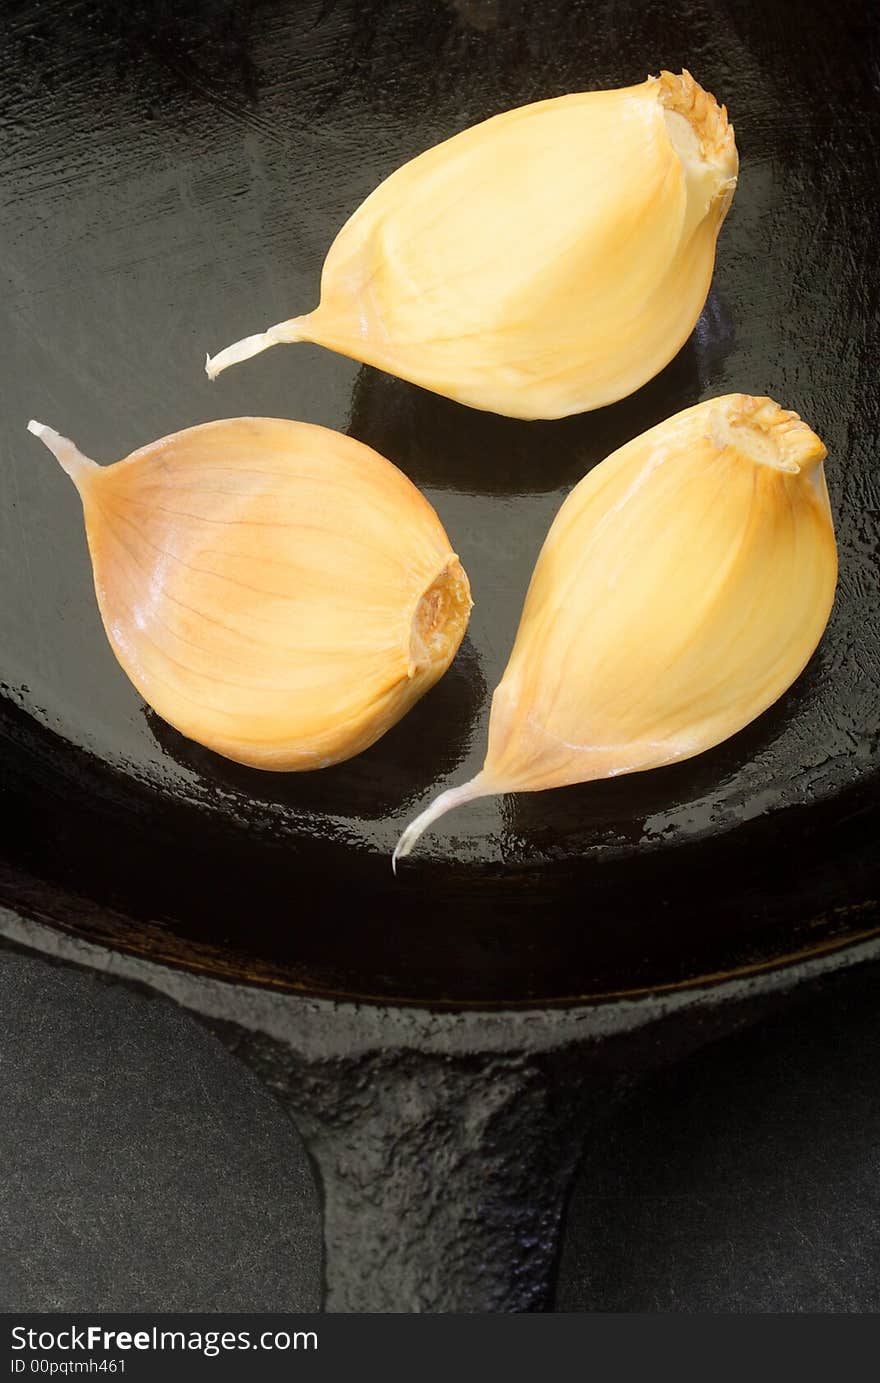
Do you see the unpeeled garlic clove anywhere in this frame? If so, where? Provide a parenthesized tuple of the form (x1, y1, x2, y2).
(29, 417, 471, 770)
(206, 70, 738, 420)
(394, 395, 837, 864)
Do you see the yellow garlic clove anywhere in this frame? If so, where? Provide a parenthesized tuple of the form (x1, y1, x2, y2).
(29, 417, 471, 770)
(206, 70, 738, 420)
(394, 395, 836, 863)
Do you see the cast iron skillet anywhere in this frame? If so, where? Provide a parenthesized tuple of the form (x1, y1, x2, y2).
(1, 0, 878, 1312)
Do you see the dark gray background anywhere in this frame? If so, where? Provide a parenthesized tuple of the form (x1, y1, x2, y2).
(2, 947, 878, 1313)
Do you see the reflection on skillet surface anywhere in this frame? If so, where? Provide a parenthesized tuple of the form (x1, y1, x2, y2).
(1, 0, 878, 1003)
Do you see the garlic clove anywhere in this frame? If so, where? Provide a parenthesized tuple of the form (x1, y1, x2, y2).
(30, 416, 471, 770)
(206, 70, 738, 421)
(394, 395, 836, 864)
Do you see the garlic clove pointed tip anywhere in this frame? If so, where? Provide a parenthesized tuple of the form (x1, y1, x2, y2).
(205, 332, 271, 379)
(205, 318, 308, 380)
(392, 775, 491, 867)
(27, 419, 97, 486)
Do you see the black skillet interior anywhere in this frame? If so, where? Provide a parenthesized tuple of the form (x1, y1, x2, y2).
(1, 0, 878, 1005)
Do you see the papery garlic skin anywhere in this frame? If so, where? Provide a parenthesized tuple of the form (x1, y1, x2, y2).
(29, 418, 471, 770)
(394, 396, 836, 863)
(206, 71, 738, 421)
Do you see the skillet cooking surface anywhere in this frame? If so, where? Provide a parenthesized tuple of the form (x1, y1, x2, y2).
(1, 0, 878, 1005)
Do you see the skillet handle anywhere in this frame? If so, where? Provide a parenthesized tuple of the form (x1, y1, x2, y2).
(271, 1048, 618, 1313)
